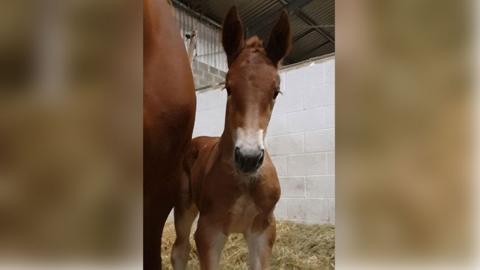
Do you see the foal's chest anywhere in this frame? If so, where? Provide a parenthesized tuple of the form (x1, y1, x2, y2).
(226, 194, 260, 234)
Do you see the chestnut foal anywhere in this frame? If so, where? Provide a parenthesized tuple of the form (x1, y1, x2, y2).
(172, 7, 291, 270)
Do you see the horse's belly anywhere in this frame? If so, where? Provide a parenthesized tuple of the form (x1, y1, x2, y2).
(226, 194, 259, 234)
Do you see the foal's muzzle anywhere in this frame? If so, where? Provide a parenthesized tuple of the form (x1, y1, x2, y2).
(234, 147, 265, 173)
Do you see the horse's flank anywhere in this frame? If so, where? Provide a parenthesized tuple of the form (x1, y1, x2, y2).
(143, 0, 196, 268)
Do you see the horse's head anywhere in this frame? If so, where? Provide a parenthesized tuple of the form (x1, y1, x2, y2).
(222, 7, 291, 174)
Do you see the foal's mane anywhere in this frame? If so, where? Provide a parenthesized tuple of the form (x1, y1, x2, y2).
(245, 36, 266, 55)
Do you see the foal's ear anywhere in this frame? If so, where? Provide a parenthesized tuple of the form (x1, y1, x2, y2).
(222, 6, 245, 66)
(266, 10, 291, 66)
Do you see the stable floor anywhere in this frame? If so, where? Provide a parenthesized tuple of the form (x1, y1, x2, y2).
(161, 221, 335, 269)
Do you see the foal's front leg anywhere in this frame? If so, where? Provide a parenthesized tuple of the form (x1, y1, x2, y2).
(245, 217, 276, 270)
(194, 217, 227, 270)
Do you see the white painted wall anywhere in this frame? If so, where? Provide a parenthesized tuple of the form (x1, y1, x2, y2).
(193, 56, 335, 224)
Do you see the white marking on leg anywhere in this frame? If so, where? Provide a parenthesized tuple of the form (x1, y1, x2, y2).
(246, 231, 270, 270)
(195, 224, 227, 270)
(208, 232, 227, 270)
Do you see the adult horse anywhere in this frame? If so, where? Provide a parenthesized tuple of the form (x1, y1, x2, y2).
(171, 7, 291, 270)
(144, 0, 196, 269)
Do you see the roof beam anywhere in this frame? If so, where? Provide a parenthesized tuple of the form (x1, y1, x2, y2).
(277, 0, 335, 44)
(284, 0, 314, 12)
(284, 40, 329, 64)
(293, 28, 314, 42)
(246, 0, 313, 38)
(295, 10, 334, 44)
(302, 40, 330, 58)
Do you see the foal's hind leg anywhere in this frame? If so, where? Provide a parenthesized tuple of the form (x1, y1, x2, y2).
(171, 167, 198, 270)
(171, 203, 198, 270)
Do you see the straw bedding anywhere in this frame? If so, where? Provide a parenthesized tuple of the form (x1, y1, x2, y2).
(161, 221, 335, 269)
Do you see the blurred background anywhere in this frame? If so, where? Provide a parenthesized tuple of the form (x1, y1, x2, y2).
(337, 0, 475, 268)
(0, 0, 142, 266)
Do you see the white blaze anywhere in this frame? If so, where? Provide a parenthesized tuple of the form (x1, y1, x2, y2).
(235, 128, 265, 153)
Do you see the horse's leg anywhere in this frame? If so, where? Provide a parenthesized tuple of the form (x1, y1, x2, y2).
(194, 217, 227, 270)
(171, 204, 198, 269)
(245, 217, 276, 270)
(144, 168, 176, 270)
(144, 197, 172, 270)
(171, 171, 198, 270)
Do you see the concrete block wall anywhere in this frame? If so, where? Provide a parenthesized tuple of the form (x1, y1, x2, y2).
(192, 60, 226, 89)
(192, 56, 335, 224)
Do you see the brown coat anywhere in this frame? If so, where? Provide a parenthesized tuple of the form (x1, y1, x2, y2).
(144, 0, 196, 269)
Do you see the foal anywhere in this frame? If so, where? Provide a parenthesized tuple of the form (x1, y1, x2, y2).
(172, 7, 291, 270)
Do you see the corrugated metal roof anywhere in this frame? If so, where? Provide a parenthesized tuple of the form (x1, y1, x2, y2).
(173, 0, 334, 65)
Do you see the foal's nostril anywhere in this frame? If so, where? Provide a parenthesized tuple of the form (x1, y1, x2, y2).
(234, 147, 241, 162)
(257, 149, 265, 165)
(234, 147, 265, 173)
